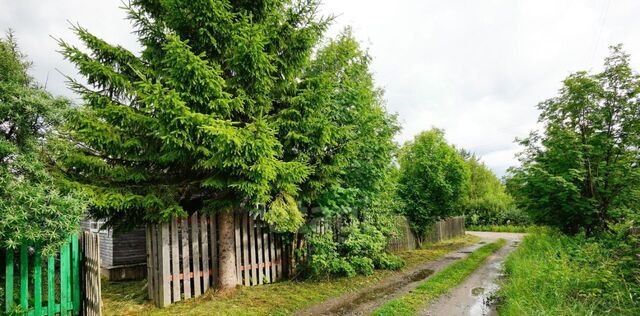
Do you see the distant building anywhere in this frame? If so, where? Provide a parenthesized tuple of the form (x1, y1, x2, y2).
(81, 219, 147, 281)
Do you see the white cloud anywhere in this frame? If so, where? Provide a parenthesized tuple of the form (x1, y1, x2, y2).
(2, 0, 640, 177)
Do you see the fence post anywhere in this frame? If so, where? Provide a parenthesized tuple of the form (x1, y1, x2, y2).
(5, 250, 13, 313)
(34, 243, 42, 316)
(72, 234, 80, 315)
(20, 245, 28, 311)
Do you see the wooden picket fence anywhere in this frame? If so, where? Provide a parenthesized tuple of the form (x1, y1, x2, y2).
(3, 233, 101, 316)
(424, 216, 466, 243)
(82, 232, 102, 316)
(386, 216, 466, 251)
(146, 211, 289, 307)
(386, 216, 418, 252)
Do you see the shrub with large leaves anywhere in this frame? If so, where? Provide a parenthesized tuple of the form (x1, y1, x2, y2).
(0, 32, 85, 254)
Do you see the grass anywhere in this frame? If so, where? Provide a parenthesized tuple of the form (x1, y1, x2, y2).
(466, 224, 542, 233)
(102, 235, 480, 316)
(496, 231, 640, 316)
(372, 239, 507, 316)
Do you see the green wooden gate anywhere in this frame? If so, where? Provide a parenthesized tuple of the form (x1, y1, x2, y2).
(4, 234, 81, 316)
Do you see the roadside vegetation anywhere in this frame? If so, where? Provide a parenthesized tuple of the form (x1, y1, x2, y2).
(373, 239, 507, 316)
(466, 225, 542, 233)
(101, 236, 479, 316)
(498, 46, 640, 315)
(497, 230, 640, 315)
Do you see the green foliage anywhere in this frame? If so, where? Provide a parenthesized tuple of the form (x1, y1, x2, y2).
(466, 224, 542, 233)
(55, 0, 330, 230)
(0, 32, 85, 254)
(398, 129, 469, 239)
(497, 230, 640, 315)
(373, 239, 506, 316)
(304, 220, 404, 278)
(460, 154, 526, 226)
(507, 45, 640, 234)
(277, 29, 402, 276)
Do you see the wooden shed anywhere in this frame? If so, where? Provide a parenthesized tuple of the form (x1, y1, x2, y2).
(81, 219, 147, 281)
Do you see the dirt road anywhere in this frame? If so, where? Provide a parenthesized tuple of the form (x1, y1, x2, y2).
(296, 232, 524, 316)
(420, 231, 525, 316)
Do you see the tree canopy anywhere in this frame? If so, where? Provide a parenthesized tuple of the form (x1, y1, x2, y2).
(0, 32, 86, 253)
(507, 45, 640, 234)
(55, 0, 329, 231)
(287, 31, 403, 277)
(461, 153, 517, 225)
(398, 129, 469, 240)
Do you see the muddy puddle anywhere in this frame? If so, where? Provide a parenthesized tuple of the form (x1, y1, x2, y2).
(468, 261, 503, 315)
(326, 268, 434, 315)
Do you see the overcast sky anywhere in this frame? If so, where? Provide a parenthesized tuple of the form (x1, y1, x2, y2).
(2, 0, 639, 177)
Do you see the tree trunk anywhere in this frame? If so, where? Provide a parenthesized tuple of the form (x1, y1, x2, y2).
(218, 208, 237, 290)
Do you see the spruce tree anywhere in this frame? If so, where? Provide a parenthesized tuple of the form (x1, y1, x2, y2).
(56, 0, 327, 289)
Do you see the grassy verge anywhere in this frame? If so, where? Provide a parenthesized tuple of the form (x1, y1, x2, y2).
(102, 235, 480, 316)
(372, 239, 506, 316)
(466, 224, 542, 233)
(497, 231, 640, 315)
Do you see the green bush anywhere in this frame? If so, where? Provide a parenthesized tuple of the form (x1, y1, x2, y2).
(498, 229, 640, 315)
(304, 220, 405, 278)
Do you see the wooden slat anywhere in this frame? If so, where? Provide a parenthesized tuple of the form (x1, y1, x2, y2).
(47, 255, 55, 316)
(145, 226, 154, 303)
(242, 213, 250, 286)
(34, 243, 42, 316)
(268, 228, 275, 283)
(275, 235, 281, 280)
(190, 213, 201, 297)
(72, 235, 80, 315)
(234, 213, 241, 285)
(180, 219, 192, 299)
(209, 214, 218, 287)
(149, 225, 159, 304)
(60, 241, 69, 313)
(200, 214, 210, 291)
(160, 223, 171, 307)
(256, 222, 264, 285)
(249, 216, 257, 285)
(5, 250, 13, 313)
(171, 219, 180, 303)
(20, 245, 28, 311)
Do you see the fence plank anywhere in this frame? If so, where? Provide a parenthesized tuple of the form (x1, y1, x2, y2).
(145, 226, 154, 303)
(160, 224, 171, 307)
(249, 216, 257, 285)
(209, 215, 218, 287)
(234, 213, 241, 285)
(275, 235, 281, 280)
(190, 213, 201, 297)
(200, 214, 210, 291)
(170, 220, 180, 303)
(34, 243, 42, 316)
(267, 229, 275, 283)
(257, 222, 264, 285)
(47, 255, 55, 316)
(242, 213, 250, 286)
(60, 240, 70, 314)
(5, 250, 13, 313)
(20, 245, 28, 311)
(180, 219, 192, 299)
(72, 235, 80, 315)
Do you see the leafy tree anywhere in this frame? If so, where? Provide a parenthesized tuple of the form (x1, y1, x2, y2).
(0, 32, 86, 254)
(507, 45, 640, 234)
(280, 31, 403, 276)
(398, 129, 469, 242)
(55, 0, 327, 289)
(461, 154, 519, 225)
